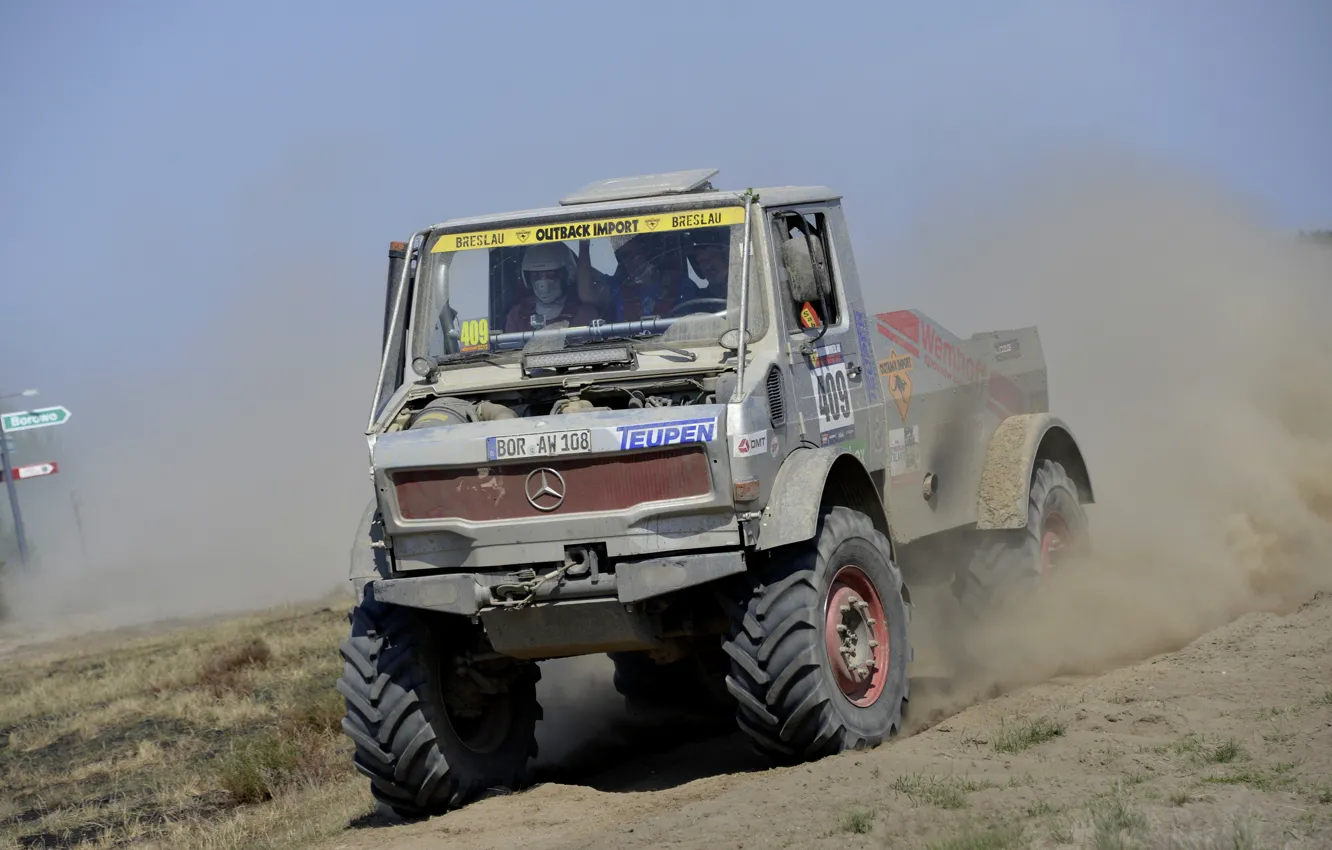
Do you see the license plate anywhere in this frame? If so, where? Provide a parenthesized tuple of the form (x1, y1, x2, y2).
(486, 430, 592, 461)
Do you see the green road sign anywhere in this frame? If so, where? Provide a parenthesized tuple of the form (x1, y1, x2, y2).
(1, 406, 72, 433)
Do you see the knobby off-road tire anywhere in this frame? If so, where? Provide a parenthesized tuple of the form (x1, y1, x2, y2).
(953, 457, 1090, 620)
(337, 594, 541, 819)
(721, 506, 912, 761)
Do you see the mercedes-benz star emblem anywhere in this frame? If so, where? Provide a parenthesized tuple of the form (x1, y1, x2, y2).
(524, 467, 567, 512)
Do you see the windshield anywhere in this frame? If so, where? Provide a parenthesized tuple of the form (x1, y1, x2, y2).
(409, 205, 763, 366)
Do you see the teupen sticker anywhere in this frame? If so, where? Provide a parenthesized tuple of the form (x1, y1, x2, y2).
(616, 417, 717, 451)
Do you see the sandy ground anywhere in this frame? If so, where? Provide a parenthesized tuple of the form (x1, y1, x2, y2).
(313, 589, 1332, 850)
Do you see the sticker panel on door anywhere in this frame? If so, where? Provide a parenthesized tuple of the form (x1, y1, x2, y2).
(809, 343, 855, 445)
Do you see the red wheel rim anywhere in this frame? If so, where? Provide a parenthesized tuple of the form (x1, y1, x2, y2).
(1039, 509, 1069, 574)
(823, 565, 890, 707)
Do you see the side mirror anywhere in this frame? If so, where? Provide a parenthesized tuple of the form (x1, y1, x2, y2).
(718, 327, 753, 351)
(780, 234, 831, 304)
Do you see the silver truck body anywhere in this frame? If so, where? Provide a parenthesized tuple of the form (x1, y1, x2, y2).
(354, 169, 1093, 660)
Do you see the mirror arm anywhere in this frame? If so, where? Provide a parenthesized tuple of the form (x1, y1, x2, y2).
(731, 189, 758, 403)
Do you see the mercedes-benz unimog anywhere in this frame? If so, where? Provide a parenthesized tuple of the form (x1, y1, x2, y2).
(340, 168, 1095, 818)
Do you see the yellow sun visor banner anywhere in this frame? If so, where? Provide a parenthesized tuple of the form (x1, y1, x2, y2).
(429, 206, 747, 254)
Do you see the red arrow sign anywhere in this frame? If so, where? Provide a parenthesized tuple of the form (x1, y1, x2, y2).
(6, 461, 58, 481)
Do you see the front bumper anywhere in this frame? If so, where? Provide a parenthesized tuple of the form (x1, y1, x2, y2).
(368, 549, 746, 660)
(370, 549, 745, 616)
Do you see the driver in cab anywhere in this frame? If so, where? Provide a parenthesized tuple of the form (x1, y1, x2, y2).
(504, 242, 602, 333)
(579, 232, 693, 323)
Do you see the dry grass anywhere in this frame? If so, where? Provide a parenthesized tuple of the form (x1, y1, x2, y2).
(196, 637, 273, 697)
(990, 714, 1067, 754)
(0, 598, 372, 850)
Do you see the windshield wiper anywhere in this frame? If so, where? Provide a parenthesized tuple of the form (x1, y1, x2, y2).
(599, 336, 698, 362)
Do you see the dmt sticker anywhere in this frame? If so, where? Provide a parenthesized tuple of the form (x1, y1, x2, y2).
(731, 430, 769, 458)
(616, 417, 717, 451)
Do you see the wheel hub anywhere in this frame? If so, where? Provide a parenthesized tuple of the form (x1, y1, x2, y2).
(438, 658, 515, 754)
(1039, 510, 1070, 573)
(823, 565, 890, 707)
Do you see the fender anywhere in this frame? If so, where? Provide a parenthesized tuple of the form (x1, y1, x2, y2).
(349, 497, 393, 601)
(975, 413, 1095, 530)
(756, 446, 891, 551)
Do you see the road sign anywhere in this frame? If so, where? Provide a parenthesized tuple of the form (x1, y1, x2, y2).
(1, 406, 72, 433)
(3, 461, 58, 482)
(10, 462, 58, 481)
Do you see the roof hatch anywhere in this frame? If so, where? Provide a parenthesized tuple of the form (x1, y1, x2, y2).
(559, 168, 720, 206)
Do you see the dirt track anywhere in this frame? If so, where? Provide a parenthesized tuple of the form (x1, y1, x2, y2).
(320, 590, 1332, 850)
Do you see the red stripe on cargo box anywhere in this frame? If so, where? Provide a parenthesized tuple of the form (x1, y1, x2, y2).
(876, 312, 920, 357)
(878, 310, 921, 343)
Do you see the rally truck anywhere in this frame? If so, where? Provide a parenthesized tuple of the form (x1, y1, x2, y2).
(340, 168, 1095, 818)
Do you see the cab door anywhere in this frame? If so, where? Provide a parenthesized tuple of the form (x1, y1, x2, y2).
(765, 203, 887, 475)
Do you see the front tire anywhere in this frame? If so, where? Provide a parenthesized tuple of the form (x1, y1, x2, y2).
(337, 593, 541, 819)
(721, 506, 912, 761)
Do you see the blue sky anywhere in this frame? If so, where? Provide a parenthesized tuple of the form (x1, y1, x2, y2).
(3, 1, 1328, 383)
(0, 0, 1329, 617)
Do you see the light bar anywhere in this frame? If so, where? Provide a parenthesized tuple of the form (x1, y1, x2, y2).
(522, 345, 634, 372)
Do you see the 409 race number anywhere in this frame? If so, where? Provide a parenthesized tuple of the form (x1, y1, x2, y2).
(459, 318, 490, 352)
(811, 361, 855, 436)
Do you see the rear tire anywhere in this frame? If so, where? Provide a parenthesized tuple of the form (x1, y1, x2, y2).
(337, 593, 541, 819)
(953, 458, 1090, 619)
(721, 506, 912, 761)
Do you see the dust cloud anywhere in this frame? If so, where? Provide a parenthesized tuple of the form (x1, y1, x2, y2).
(5, 145, 1329, 755)
(890, 151, 1332, 716)
(1, 144, 384, 637)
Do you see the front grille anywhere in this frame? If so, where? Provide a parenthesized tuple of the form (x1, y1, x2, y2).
(393, 447, 712, 521)
(766, 365, 786, 427)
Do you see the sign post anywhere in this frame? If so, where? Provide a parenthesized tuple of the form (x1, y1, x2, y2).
(1, 404, 72, 570)
(0, 429, 30, 569)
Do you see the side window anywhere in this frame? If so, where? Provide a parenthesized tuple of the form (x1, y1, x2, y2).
(771, 210, 840, 332)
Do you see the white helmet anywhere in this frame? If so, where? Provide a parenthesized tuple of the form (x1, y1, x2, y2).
(522, 242, 576, 286)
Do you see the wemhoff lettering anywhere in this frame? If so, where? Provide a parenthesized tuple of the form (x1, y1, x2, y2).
(921, 321, 988, 384)
(616, 418, 716, 451)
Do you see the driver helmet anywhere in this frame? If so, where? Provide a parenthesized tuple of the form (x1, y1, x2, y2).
(686, 228, 729, 279)
(612, 232, 676, 289)
(521, 242, 576, 303)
